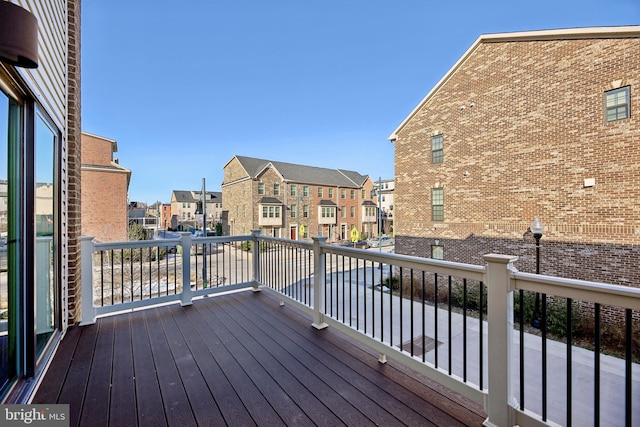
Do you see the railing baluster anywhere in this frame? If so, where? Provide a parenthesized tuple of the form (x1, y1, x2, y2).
(422, 271, 426, 363)
(380, 261, 384, 343)
(336, 255, 346, 322)
(566, 298, 573, 427)
(479, 281, 484, 390)
(363, 259, 367, 334)
(434, 272, 439, 368)
(99, 250, 103, 306)
(348, 257, 352, 327)
(109, 250, 114, 304)
(463, 278, 468, 382)
(410, 268, 414, 357)
(542, 293, 548, 421)
(625, 308, 632, 427)
(139, 247, 143, 298)
(520, 289, 525, 410)
(594, 303, 600, 427)
(120, 249, 124, 301)
(148, 247, 152, 297)
(389, 264, 393, 347)
(448, 275, 452, 374)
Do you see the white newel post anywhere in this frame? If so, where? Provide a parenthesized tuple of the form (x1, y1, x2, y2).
(483, 254, 518, 427)
(79, 236, 96, 325)
(180, 232, 193, 306)
(311, 236, 328, 329)
(251, 230, 261, 291)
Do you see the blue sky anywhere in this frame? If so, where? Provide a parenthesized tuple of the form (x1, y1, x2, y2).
(81, 1, 639, 204)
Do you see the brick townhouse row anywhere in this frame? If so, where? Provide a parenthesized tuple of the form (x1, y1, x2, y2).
(222, 155, 377, 241)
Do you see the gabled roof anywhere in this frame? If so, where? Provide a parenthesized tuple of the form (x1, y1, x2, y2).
(231, 155, 369, 188)
(388, 26, 640, 141)
(172, 190, 221, 203)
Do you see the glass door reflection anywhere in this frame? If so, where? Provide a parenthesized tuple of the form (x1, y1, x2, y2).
(0, 89, 17, 394)
(34, 112, 57, 357)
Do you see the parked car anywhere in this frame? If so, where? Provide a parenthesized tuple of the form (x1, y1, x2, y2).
(154, 230, 180, 254)
(338, 239, 369, 249)
(369, 236, 394, 248)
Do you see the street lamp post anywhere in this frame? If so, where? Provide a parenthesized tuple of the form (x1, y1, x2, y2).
(194, 178, 208, 287)
(531, 217, 544, 328)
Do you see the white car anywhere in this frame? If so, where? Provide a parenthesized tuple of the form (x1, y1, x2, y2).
(369, 236, 394, 248)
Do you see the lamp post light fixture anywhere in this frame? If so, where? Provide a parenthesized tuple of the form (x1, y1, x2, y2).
(531, 217, 544, 328)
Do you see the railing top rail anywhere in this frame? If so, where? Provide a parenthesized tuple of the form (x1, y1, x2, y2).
(94, 239, 182, 251)
(512, 270, 640, 310)
(193, 235, 251, 244)
(257, 235, 314, 250)
(89, 234, 252, 251)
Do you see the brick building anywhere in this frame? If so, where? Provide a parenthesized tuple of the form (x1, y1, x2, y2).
(81, 132, 131, 242)
(222, 156, 375, 241)
(389, 27, 640, 286)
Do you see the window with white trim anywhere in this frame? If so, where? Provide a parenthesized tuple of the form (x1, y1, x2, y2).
(432, 134, 443, 163)
(605, 87, 630, 122)
(431, 188, 444, 221)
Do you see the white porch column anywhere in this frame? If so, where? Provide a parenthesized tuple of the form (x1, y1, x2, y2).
(251, 230, 261, 291)
(311, 236, 328, 329)
(180, 232, 193, 306)
(483, 254, 518, 427)
(79, 236, 96, 325)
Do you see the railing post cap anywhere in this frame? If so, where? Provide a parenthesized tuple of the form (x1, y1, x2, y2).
(79, 235, 94, 242)
(312, 236, 328, 243)
(483, 254, 518, 264)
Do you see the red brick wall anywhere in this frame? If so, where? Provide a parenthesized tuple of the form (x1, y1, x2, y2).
(394, 36, 639, 286)
(81, 133, 129, 243)
(67, 0, 82, 324)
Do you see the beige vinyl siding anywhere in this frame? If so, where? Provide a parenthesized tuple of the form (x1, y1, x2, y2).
(12, 0, 70, 328)
(15, 0, 67, 130)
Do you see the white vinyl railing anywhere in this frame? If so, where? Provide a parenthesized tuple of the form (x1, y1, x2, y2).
(80, 231, 640, 427)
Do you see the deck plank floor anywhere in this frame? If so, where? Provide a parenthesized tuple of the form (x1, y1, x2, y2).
(33, 290, 486, 426)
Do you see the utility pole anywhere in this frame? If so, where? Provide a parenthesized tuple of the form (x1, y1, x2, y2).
(377, 177, 382, 236)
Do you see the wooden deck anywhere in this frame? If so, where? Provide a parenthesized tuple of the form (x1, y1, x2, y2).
(33, 290, 486, 426)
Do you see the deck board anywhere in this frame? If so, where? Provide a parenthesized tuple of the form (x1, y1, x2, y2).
(130, 310, 167, 427)
(33, 290, 486, 426)
(109, 314, 137, 427)
(80, 316, 114, 426)
(57, 320, 99, 427)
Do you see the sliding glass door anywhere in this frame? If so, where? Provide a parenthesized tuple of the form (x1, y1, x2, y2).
(0, 89, 18, 394)
(0, 88, 60, 398)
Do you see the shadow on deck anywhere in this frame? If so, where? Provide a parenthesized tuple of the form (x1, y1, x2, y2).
(33, 290, 486, 426)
